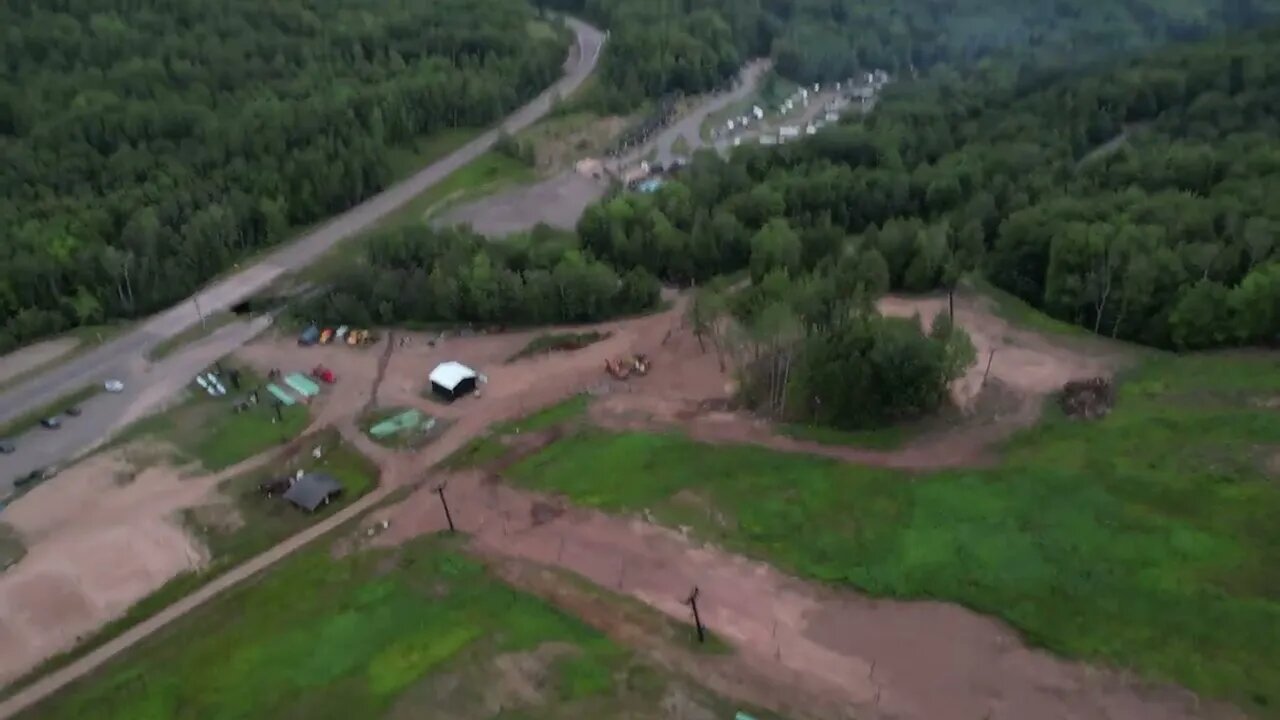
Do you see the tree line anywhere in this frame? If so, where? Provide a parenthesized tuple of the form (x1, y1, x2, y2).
(538, 0, 1276, 111)
(577, 25, 1280, 349)
(687, 270, 974, 430)
(299, 224, 660, 327)
(0, 0, 567, 353)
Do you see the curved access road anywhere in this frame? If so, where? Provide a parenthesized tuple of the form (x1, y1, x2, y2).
(0, 17, 605, 431)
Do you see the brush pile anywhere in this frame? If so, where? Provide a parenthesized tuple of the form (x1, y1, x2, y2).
(1059, 377, 1115, 420)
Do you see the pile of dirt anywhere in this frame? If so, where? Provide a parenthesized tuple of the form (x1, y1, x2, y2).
(1059, 377, 1116, 420)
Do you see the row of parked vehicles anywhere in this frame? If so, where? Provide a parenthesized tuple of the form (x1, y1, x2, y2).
(298, 324, 373, 347)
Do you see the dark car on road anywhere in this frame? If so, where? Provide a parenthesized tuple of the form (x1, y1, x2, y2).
(14, 466, 56, 488)
(0, 439, 14, 454)
(65, 406, 82, 417)
(40, 416, 62, 430)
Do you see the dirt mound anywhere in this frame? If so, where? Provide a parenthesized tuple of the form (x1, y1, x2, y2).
(1059, 377, 1116, 420)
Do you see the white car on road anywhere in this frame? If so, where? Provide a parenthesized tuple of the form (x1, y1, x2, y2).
(104, 379, 124, 393)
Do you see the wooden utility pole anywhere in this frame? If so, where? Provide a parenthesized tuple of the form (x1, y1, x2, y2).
(685, 587, 706, 643)
(436, 484, 456, 533)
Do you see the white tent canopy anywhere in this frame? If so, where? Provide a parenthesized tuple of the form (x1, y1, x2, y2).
(429, 361, 477, 392)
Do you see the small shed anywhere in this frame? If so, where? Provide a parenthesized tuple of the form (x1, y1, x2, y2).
(283, 473, 343, 512)
(429, 361, 478, 402)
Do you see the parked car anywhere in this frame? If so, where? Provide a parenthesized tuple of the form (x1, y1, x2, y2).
(298, 324, 320, 346)
(39, 417, 62, 430)
(65, 406, 82, 417)
(15, 466, 55, 488)
(104, 379, 125, 393)
(0, 439, 14, 454)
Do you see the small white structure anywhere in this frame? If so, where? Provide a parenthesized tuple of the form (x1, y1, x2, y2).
(726, 118, 736, 131)
(759, 135, 778, 145)
(805, 123, 817, 135)
(825, 111, 839, 122)
(429, 361, 479, 401)
(752, 105, 764, 120)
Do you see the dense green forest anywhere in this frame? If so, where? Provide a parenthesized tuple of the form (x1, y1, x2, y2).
(0, 0, 567, 352)
(542, 0, 1280, 109)
(300, 224, 660, 327)
(579, 26, 1280, 349)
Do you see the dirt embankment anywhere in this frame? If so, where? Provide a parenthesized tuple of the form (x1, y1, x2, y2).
(365, 462, 1232, 720)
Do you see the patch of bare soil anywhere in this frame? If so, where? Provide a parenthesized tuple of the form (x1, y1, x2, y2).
(373, 473, 1240, 720)
(0, 337, 79, 386)
(522, 113, 628, 175)
(0, 443, 225, 685)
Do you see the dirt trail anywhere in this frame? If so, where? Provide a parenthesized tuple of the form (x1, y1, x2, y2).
(370, 472, 1236, 720)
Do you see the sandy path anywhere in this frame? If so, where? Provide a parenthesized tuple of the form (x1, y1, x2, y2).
(370, 473, 1237, 720)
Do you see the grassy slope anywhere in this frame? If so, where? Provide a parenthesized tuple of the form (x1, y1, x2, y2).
(508, 354, 1280, 713)
(25, 538, 779, 720)
(118, 365, 310, 471)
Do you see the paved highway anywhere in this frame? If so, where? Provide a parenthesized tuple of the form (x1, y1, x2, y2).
(0, 17, 604, 431)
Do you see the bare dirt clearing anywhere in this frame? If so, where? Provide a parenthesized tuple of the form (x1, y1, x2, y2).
(0, 339, 79, 388)
(368, 465, 1237, 720)
(519, 112, 629, 175)
(0, 445, 223, 685)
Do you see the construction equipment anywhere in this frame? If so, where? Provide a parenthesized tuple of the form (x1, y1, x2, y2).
(311, 365, 337, 384)
(632, 353, 651, 376)
(604, 354, 651, 380)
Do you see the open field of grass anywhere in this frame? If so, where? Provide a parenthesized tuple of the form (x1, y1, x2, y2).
(195, 426, 379, 562)
(116, 365, 310, 471)
(445, 394, 590, 470)
(23, 537, 779, 720)
(507, 353, 1280, 714)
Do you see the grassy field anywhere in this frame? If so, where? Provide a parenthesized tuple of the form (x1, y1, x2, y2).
(118, 366, 310, 471)
(507, 353, 1280, 714)
(194, 426, 379, 561)
(445, 394, 590, 469)
(24, 538, 779, 720)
